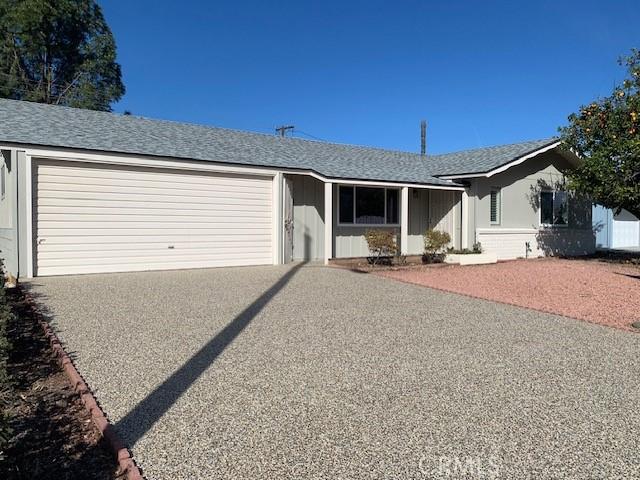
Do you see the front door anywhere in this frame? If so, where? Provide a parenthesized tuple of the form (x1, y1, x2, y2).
(283, 177, 294, 262)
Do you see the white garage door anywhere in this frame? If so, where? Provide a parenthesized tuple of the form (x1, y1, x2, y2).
(34, 160, 273, 276)
(612, 211, 640, 248)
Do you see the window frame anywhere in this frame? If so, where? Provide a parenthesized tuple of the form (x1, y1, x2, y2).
(539, 189, 569, 228)
(489, 187, 501, 225)
(337, 185, 401, 227)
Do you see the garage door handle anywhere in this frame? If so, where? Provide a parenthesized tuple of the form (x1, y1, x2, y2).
(37, 238, 46, 245)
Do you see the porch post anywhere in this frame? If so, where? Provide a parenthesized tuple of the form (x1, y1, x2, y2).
(400, 186, 409, 255)
(272, 172, 283, 265)
(461, 189, 469, 249)
(324, 182, 333, 264)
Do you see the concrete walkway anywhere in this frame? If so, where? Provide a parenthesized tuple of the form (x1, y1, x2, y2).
(26, 264, 640, 479)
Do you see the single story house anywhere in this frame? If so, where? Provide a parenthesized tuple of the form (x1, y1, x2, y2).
(0, 99, 595, 277)
(592, 206, 640, 249)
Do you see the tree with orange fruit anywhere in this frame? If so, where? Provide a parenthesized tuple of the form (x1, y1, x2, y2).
(560, 50, 640, 219)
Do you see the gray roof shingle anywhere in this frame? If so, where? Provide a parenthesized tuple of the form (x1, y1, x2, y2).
(427, 138, 559, 176)
(0, 99, 556, 186)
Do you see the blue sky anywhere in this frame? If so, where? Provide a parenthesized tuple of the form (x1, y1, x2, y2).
(101, 0, 639, 154)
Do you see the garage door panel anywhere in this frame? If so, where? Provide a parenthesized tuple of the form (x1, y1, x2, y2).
(38, 226, 271, 237)
(37, 197, 271, 210)
(39, 176, 269, 192)
(37, 214, 272, 225)
(37, 163, 271, 187)
(37, 205, 272, 216)
(39, 183, 271, 200)
(34, 236, 272, 247)
(39, 177, 271, 192)
(38, 248, 273, 265)
(38, 257, 270, 276)
(35, 160, 274, 276)
(38, 255, 274, 269)
(39, 242, 272, 255)
(37, 190, 272, 206)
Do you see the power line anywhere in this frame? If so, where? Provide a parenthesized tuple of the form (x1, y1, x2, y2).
(293, 129, 326, 142)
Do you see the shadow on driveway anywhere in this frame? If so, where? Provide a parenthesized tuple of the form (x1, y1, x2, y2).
(116, 262, 306, 447)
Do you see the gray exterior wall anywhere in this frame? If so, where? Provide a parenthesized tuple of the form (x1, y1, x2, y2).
(592, 204, 613, 249)
(334, 186, 460, 258)
(0, 150, 19, 276)
(467, 150, 595, 257)
(290, 174, 325, 261)
(286, 179, 462, 260)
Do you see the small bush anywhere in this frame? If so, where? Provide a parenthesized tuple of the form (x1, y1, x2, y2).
(424, 229, 451, 254)
(364, 229, 398, 265)
(447, 242, 483, 255)
(423, 229, 451, 264)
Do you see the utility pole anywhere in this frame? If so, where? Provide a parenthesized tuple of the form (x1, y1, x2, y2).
(420, 120, 427, 156)
(275, 125, 295, 137)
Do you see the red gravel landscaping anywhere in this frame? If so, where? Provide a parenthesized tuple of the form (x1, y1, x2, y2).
(375, 258, 640, 332)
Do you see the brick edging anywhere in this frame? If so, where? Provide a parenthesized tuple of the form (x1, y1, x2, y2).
(23, 289, 145, 480)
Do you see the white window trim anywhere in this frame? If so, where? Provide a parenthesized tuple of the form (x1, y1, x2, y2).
(539, 189, 569, 228)
(490, 187, 501, 225)
(337, 185, 401, 227)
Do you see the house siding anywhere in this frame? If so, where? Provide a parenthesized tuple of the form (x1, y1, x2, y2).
(290, 175, 325, 261)
(468, 150, 595, 259)
(0, 150, 19, 277)
(593, 205, 613, 248)
(333, 186, 459, 258)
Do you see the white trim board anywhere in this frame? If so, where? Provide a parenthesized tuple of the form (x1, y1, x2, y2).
(439, 141, 562, 180)
(25, 154, 33, 278)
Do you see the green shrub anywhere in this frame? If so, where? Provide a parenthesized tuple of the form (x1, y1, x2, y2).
(364, 229, 398, 265)
(423, 229, 451, 264)
(423, 229, 451, 254)
(447, 242, 483, 255)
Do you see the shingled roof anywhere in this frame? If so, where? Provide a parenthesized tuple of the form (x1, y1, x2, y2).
(0, 99, 557, 186)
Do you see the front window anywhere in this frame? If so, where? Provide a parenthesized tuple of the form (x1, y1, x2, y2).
(540, 190, 568, 226)
(339, 186, 354, 223)
(338, 186, 400, 225)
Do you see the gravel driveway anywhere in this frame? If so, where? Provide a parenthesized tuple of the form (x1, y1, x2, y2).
(26, 264, 640, 479)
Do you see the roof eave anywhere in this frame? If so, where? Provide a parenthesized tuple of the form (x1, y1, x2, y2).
(436, 140, 563, 180)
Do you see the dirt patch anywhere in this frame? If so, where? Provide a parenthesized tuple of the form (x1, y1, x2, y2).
(1, 288, 118, 479)
(375, 258, 640, 332)
(330, 255, 449, 273)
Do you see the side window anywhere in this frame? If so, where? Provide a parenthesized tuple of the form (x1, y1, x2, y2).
(540, 190, 568, 226)
(490, 188, 500, 224)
